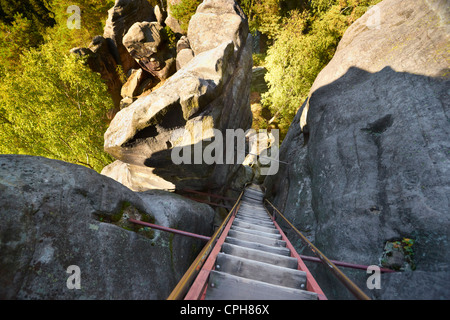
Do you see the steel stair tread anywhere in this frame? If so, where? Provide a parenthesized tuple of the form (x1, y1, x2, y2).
(215, 252, 307, 289)
(227, 229, 286, 247)
(225, 236, 291, 256)
(232, 220, 279, 233)
(235, 213, 272, 222)
(220, 242, 298, 269)
(205, 271, 318, 300)
(230, 225, 282, 239)
(233, 216, 275, 227)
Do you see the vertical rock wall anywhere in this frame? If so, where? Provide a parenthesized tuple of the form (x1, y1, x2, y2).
(264, 0, 450, 299)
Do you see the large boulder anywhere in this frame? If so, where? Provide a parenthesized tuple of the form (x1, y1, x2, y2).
(264, 0, 449, 299)
(122, 21, 177, 81)
(71, 36, 123, 115)
(165, 0, 184, 35)
(176, 36, 195, 71)
(103, 0, 157, 75)
(0, 155, 215, 299)
(187, 0, 249, 57)
(103, 0, 253, 192)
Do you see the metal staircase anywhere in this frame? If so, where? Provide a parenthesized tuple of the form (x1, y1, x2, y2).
(182, 184, 326, 300)
(167, 183, 375, 300)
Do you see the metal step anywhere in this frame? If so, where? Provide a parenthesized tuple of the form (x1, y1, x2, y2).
(242, 196, 264, 202)
(237, 207, 269, 214)
(234, 216, 275, 227)
(238, 206, 268, 213)
(175, 185, 328, 301)
(227, 229, 286, 247)
(225, 237, 291, 256)
(237, 213, 270, 221)
(236, 213, 272, 221)
(230, 225, 282, 239)
(241, 197, 263, 203)
(238, 209, 267, 215)
(205, 271, 318, 300)
(221, 243, 298, 269)
(215, 253, 307, 290)
(244, 189, 264, 196)
(243, 192, 264, 199)
(232, 220, 279, 234)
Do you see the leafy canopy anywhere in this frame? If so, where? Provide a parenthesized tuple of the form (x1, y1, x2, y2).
(169, 0, 202, 33)
(261, 0, 382, 138)
(0, 41, 114, 171)
(0, 1, 116, 172)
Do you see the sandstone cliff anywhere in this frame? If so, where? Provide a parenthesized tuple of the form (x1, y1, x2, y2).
(102, 0, 253, 193)
(264, 0, 449, 299)
(0, 155, 215, 299)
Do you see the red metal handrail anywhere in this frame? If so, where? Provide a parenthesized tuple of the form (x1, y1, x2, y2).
(128, 219, 211, 242)
(299, 255, 395, 273)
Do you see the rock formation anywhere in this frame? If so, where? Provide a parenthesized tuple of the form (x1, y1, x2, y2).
(176, 36, 194, 71)
(71, 0, 161, 116)
(70, 36, 123, 115)
(122, 21, 177, 81)
(102, 0, 253, 192)
(103, 0, 157, 75)
(165, 0, 185, 35)
(264, 0, 449, 299)
(0, 155, 215, 299)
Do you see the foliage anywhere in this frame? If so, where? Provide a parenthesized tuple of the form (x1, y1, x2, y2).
(0, 0, 56, 32)
(0, 0, 115, 74)
(0, 0, 57, 74)
(164, 25, 178, 50)
(252, 53, 266, 67)
(242, 0, 282, 39)
(0, 41, 114, 172)
(398, 238, 415, 256)
(0, 13, 43, 74)
(261, 0, 383, 138)
(44, 0, 115, 50)
(169, 0, 202, 33)
(0, 0, 118, 172)
(381, 238, 416, 271)
(238, 0, 308, 38)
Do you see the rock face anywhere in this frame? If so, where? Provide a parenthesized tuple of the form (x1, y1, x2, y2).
(122, 21, 177, 81)
(103, 0, 157, 75)
(165, 0, 184, 35)
(187, 0, 248, 57)
(264, 0, 449, 299)
(71, 36, 123, 114)
(176, 36, 194, 71)
(103, 0, 253, 192)
(0, 155, 215, 299)
(72, 0, 161, 115)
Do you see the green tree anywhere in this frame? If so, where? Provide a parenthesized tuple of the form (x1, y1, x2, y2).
(0, 41, 114, 172)
(169, 0, 202, 33)
(262, 0, 382, 138)
(45, 0, 115, 51)
(238, 0, 309, 38)
(0, 13, 43, 74)
(0, 0, 57, 74)
(0, 0, 56, 32)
